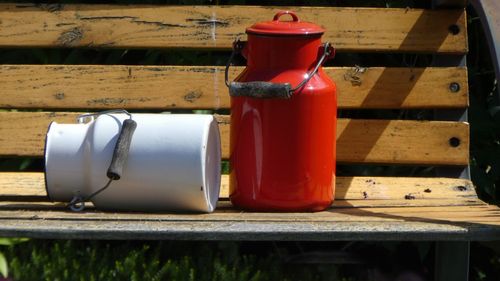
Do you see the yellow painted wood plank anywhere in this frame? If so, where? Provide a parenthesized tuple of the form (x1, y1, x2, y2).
(0, 65, 468, 109)
(0, 112, 469, 165)
(0, 172, 477, 201)
(0, 204, 497, 226)
(0, 4, 467, 53)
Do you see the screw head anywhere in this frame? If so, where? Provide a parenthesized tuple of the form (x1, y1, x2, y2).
(449, 82, 460, 93)
(448, 24, 460, 35)
(449, 137, 460, 147)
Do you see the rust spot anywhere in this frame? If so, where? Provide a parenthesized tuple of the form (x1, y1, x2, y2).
(362, 192, 368, 199)
(132, 20, 185, 28)
(57, 27, 84, 46)
(343, 65, 366, 86)
(54, 92, 65, 100)
(38, 3, 64, 13)
(424, 188, 432, 193)
(213, 114, 230, 125)
(56, 23, 76, 27)
(404, 194, 416, 200)
(78, 16, 185, 28)
(87, 98, 126, 106)
(184, 91, 202, 103)
(128, 68, 132, 78)
(79, 16, 136, 21)
(186, 18, 229, 27)
(187, 67, 216, 73)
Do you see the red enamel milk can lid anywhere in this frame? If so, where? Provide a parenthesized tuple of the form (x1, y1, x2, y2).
(246, 11, 325, 36)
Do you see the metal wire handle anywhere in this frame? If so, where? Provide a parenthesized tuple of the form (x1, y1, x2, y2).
(224, 38, 244, 88)
(67, 179, 113, 212)
(67, 109, 136, 212)
(225, 39, 333, 97)
(77, 109, 132, 123)
(290, 42, 332, 93)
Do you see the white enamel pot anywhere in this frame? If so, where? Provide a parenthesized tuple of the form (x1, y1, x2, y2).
(44, 113, 221, 213)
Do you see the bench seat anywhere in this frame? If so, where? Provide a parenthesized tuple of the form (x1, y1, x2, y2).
(1, 172, 499, 240)
(0, 3, 498, 246)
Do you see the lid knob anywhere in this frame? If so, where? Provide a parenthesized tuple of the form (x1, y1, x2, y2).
(273, 11, 299, 22)
(246, 10, 324, 36)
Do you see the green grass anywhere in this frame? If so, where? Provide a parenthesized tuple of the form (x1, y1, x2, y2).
(3, 240, 354, 281)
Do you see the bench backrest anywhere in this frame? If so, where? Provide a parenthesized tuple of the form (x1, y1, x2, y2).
(0, 4, 469, 190)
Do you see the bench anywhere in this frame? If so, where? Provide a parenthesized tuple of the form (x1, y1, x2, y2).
(0, 1, 499, 280)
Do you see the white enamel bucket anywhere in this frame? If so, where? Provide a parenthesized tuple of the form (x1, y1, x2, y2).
(44, 112, 221, 213)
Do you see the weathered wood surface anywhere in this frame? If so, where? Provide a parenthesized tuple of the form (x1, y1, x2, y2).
(0, 172, 477, 202)
(0, 112, 469, 165)
(0, 204, 497, 223)
(0, 205, 498, 240)
(0, 65, 468, 110)
(0, 171, 496, 240)
(0, 198, 484, 209)
(0, 196, 485, 209)
(0, 4, 467, 53)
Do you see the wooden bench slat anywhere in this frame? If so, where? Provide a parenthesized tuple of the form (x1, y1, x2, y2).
(0, 172, 477, 201)
(0, 205, 498, 240)
(0, 65, 468, 110)
(0, 200, 497, 219)
(0, 203, 496, 221)
(0, 112, 469, 165)
(0, 5, 467, 53)
(0, 199, 485, 209)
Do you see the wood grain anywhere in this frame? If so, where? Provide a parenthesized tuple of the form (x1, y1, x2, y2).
(0, 172, 478, 201)
(0, 205, 498, 240)
(0, 218, 497, 241)
(0, 112, 469, 165)
(0, 65, 468, 110)
(0, 4, 467, 53)
(333, 117, 469, 165)
(0, 203, 495, 220)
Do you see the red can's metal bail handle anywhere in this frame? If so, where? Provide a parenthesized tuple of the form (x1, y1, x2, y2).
(273, 10, 299, 22)
(225, 39, 334, 99)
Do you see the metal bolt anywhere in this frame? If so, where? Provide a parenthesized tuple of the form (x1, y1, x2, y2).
(449, 137, 460, 147)
(448, 24, 460, 35)
(449, 82, 460, 93)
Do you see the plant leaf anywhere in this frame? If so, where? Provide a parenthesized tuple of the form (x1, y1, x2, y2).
(0, 251, 8, 278)
(0, 238, 29, 246)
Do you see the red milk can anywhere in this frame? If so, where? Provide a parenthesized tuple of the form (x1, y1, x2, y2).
(226, 11, 337, 211)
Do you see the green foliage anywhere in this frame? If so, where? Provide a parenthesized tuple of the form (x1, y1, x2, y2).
(4, 240, 347, 281)
(467, 13, 500, 205)
(0, 251, 7, 278)
(0, 238, 29, 247)
(0, 238, 29, 278)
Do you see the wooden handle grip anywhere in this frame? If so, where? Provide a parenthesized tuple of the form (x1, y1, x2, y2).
(106, 119, 137, 180)
(229, 81, 292, 99)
